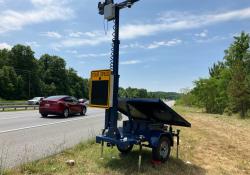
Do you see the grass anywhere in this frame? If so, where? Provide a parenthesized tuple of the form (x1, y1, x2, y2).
(0, 100, 26, 103)
(0, 108, 38, 112)
(2, 106, 250, 175)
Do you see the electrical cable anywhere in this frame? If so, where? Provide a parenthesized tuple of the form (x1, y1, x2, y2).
(110, 19, 115, 71)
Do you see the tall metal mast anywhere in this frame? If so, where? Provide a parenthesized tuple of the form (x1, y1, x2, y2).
(98, 0, 139, 138)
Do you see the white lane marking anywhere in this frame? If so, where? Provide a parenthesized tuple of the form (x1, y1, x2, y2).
(0, 114, 104, 134)
(0, 116, 30, 120)
(0, 111, 103, 121)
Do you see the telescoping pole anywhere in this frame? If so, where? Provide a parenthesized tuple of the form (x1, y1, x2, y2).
(106, 5, 120, 138)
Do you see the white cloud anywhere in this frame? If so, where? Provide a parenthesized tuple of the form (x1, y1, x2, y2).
(122, 39, 182, 49)
(25, 41, 40, 47)
(147, 39, 182, 49)
(69, 32, 84, 38)
(0, 42, 12, 50)
(119, 7, 250, 40)
(120, 60, 141, 65)
(195, 30, 208, 38)
(194, 35, 227, 43)
(59, 34, 110, 47)
(43, 31, 62, 39)
(77, 52, 110, 58)
(53, 7, 250, 48)
(121, 42, 145, 49)
(0, 0, 74, 34)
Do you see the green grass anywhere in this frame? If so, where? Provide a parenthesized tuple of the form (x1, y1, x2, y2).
(3, 106, 250, 175)
(0, 100, 26, 103)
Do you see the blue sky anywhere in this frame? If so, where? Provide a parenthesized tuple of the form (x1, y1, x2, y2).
(0, 0, 250, 92)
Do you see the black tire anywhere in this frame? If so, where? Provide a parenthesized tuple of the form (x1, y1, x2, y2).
(152, 136, 171, 162)
(80, 106, 87, 116)
(117, 144, 133, 154)
(63, 108, 69, 118)
(41, 113, 48, 118)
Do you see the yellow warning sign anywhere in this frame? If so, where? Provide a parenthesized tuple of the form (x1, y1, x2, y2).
(91, 69, 111, 81)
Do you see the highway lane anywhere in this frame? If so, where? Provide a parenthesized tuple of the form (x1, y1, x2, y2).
(0, 101, 175, 168)
(0, 108, 105, 168)
(0, 109, 104, 133)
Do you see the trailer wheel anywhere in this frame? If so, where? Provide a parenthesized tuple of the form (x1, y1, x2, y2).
(117, 144, 133, 154)
(152, 136, 171, 162)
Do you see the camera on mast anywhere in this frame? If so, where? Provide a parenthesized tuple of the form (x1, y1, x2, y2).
(98, 0, 139, 20)
(98, 0, 115, 21)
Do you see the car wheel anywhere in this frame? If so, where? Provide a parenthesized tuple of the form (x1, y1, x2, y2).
(36, 102, 39, 105)
(80, 107, 87, 116)
(152, 136, 171, 162)
(63, 108, 69, 118)
(41, 113, 48, 118)
(117, 144, 133, 154)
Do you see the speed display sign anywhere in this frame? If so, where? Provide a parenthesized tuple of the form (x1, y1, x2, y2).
(89, 69, 113, 108)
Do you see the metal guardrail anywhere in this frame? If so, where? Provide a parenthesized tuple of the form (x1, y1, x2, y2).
(0, 102, 27, 106)
(0, 105, 39, 111)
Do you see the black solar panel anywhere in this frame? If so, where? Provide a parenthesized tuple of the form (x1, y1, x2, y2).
(118, 98, 191, 127)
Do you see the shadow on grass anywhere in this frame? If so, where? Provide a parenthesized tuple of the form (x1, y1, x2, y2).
(102, 149, 206, 175)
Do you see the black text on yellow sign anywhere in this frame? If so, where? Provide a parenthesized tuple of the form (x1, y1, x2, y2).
(91, 69, 111, 81)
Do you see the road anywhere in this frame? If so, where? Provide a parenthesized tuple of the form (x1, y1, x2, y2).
(0, 101, 175, 168)
(0, 108, 105, 168)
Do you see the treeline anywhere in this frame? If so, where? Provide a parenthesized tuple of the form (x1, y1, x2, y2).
(0, 44, 89, 100)
(0, 44, 179, 101)
(119, 87, 180, 100)
(178, 32, 250, 118)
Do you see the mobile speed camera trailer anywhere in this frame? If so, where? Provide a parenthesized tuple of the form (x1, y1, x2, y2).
(89, 0, 191, 170)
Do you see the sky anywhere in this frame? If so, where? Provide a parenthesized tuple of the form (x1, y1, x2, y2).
(0, 0, 250, 92)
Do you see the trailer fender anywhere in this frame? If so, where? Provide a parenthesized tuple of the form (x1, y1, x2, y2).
(150, 132, 173, 147)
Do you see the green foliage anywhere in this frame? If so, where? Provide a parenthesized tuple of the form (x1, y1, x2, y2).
(0, 66, 24, 99)
(119, 87, 180, 100)
(225, 32, 250, 118)
(0, 45, 89, 100)
(180, 32, 250, 118)
(176, 88, 197, 107)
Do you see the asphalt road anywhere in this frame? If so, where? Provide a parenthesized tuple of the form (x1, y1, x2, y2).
(0, 101, 175, 168)
(0, 108, 105, 168)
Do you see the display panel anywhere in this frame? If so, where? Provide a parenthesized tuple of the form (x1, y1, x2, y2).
(90, 80, 109, 106)
(89, 69, 113, 108)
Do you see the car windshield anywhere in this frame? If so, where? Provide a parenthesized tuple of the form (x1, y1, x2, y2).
(44, 96, 67, 100)
(32, 97, 40, 100)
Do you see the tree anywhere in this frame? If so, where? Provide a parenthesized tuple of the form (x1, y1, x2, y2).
(0, 66, 24, 99)
(0, 49, 10, 68)
(224, 32, 250, 118)
(9, 45, 40, 98)
(39, 54, 69, 95)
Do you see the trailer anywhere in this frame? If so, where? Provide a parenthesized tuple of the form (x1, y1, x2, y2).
(96, 98, 191, 162)
(92, 0, 191, 169)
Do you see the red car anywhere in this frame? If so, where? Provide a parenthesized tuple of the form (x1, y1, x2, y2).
(39, 95, 87, 118)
